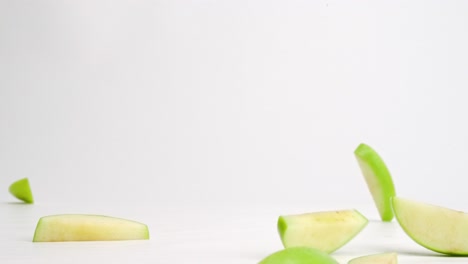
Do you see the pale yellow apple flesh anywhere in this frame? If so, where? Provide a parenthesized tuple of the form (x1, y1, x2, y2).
(393, 197, 468, 255)
(33, 214, 149, 242)
(259, 247, 339, 264)
(348, 252, 398, 264)
(278, 209, 368, 253)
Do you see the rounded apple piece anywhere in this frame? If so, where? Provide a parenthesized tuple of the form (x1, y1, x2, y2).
(278, 209, 368, 253)
(393, 197, 468, 255)
(259, 247, 339, 264)
(348, 252, 398, 264)
(9, 178, 34, 203)
(33, 214, 149, 242)
(354, 143, 396, 221)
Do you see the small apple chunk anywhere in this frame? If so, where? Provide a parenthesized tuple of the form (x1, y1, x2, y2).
(9, 178, 34, 203)
(348, 252, 398, 264)
(33, 214, 149, 242)
(354, 143, 396, 221)
(259, 247, 339, 264)
(392, 197, 468, 255)
(278, 209, 368, 253)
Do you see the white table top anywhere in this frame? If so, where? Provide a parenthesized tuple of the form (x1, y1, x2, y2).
(1, 201, 467, 264)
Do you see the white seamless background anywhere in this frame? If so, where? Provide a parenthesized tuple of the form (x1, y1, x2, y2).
(1, 0, 468, 210)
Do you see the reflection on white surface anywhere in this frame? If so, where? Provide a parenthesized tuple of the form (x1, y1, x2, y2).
(2, 202, 467, 263)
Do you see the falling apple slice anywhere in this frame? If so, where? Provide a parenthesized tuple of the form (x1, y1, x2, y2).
(33, 214, 149, 242)
(9, 178, 34, 203)
(354, 143, 396, 221)
(348, 252, 398, 264)
(259, 247, 339, 264)
(278, 209, 368, 253)
(392, 197, 468, 255)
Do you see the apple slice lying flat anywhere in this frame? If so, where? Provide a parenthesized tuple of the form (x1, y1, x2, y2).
(392, 197, 468, 255)
(348, 252, 398, 264)
(259, 247, 339, 264)
(33, 214, 149, 242)
(9, 178, 34, 203)
(354, 143, 396, 221)
(278, 209, 368, 253)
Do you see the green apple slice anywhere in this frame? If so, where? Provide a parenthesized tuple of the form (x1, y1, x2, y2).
(392, 197, 468, 255)
(354, 143, 396, 221)
(278, 209, 368, 253)
(33, 214, 149, 242)
(259, 247, 339, 264)
(348, 252, 398, 264)
(9, 178, 34, 203)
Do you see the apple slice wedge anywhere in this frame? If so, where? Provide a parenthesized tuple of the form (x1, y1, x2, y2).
(9, 178, 34, 203)
(33, 214, 149, 242)
(392, 197, 468, 255)
(348, 252, 398, 264)
(354, 143, 396, 221)
(259, 247, 339, 264)
(278, 209, 368, 253)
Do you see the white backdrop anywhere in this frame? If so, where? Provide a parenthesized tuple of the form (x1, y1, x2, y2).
(1, 0, 468, 209)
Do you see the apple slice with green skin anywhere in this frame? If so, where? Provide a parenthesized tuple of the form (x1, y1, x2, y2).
(33, 214, 149, 242)
(9, 178, 34, 203)
(393, 197, 468, 255)
(259, 247, 339, 264)
(354, 143, 396, 221)
(278, 209, 368, 253)
(348, 252, 398, 264)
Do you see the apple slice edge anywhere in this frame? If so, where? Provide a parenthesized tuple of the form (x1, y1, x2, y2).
(9, 177, 34, 203)
(354, 143, 396, 221)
